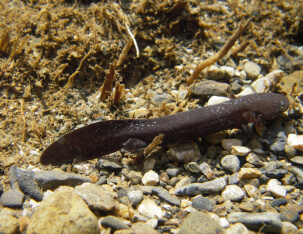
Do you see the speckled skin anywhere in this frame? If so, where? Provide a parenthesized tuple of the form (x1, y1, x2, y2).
(40, 93, 289, 165)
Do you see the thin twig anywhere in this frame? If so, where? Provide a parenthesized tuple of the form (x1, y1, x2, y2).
(187, 18, 252, 85)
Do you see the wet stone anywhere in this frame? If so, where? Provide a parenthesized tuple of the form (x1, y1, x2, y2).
(244, 61, 261, 80)
(175, 177, 227, 196)
(26, 186, 98, 234)
(279, 208, 300, 223)
(222, 185, 245, 202)
(0, 189, 24, 208)
(127, 187, 143, 206)
(267, 179, 287, 198)
(221, 155, 240, 173)
(265, 169, 288, 179)
(9, 166, 43, 201)
(166, 168, 179, 177)
(97, 159, 123, 171)
(0, 208, 19, 234)
(150, 186, 180, 206)
(270, 198, 287, 207)
(262, 125, 288, 154)
(178, 211, 224, 234)
(192, 195, 215, 211)
(189, 80, 230, 97)
(291, 166, 303, 182)
(100, 216, 130, 231)
(131, 222, 158, 234)
(34, 170, 92, 190)
(74, 183, 118, 211)
(151, 93, 173, 104)
(227, 212, 282, 233)
(290, 156, 303, 165)
(142, 170, 159, 186)
(226, 223, 249, 234)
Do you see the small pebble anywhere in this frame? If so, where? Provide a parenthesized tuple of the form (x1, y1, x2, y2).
(175, 177, 227, 196)
(227, 212, 282, 233)
(192, 195, 215, 211)
(281, 222, 298, 233)
(290, 156, 303, 165)
(152, 93, 173, 104)
(287, 134, 303, 151)
(226, 223, 249, 234)
(244, 61, 261, 80)
(166, 168, 179, 177)
(74, 183, 118, 211)
(221, 139, 243, 152)
(238, 168, 261, 180)
(231, 146, 251, 156)
(199, 162, 215, 180)
(222, 185, 245, 201)
(178, 212, 224, 234)
(142, 170, 159, 186)
(279, 208, 300, 223)
(267, 179, 287, 198)
(34, 170, 92, 190)
(0, 189, 24, 208)
(246, 153, 264, 168)
(221, 155, 240, 173)
(189, 80, 230, 97)
(97, 159, 122, 171)
(186, 162, 200, 174)
(168, 142, 201, 163)
(270, 198, 287, 207)
(138, 199, 163, 219)
(100, 216, 130, 231)
(243, 184, 258, 197)
(127, 187, 143, 206)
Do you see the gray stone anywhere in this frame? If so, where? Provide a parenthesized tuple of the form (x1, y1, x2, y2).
(152, 93, 173, 104)
(262, 125, 287, 154)
(244, 61, 261, 80)
(97, 158, 122, 171)
(127, 187, 143, 206)
(178, 212, 224, 234)
(34, 170, 92, 190)
(175, 177, 227, 196)
(100, 216, 129, 231)
(221, 155, 240, 173)
(166, 168, 179, 177)
(26, 186, 98, 234)
(227, 212, 282, 233)
(9, 166, 43, 201)
(0, 189, 24, 208)
(74, 183, 118, 211)
(189, 80, 230, 97)
(151, 186, 180, 206)
(192, 195, 215, 211)
(291, 167, 303, 183)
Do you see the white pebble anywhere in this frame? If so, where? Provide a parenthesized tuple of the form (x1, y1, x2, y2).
(222, 185, 245, 201)
(206, 96, 230, 106)
(142, 170, 159, 186)
(287, 134, 303, 151)
(267, 179, 287, 198)
(138, 199, 163, 219)
(231, 146, 251, 156)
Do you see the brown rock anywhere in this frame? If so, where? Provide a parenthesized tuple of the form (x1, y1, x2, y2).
(27, 186, 98, 234)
